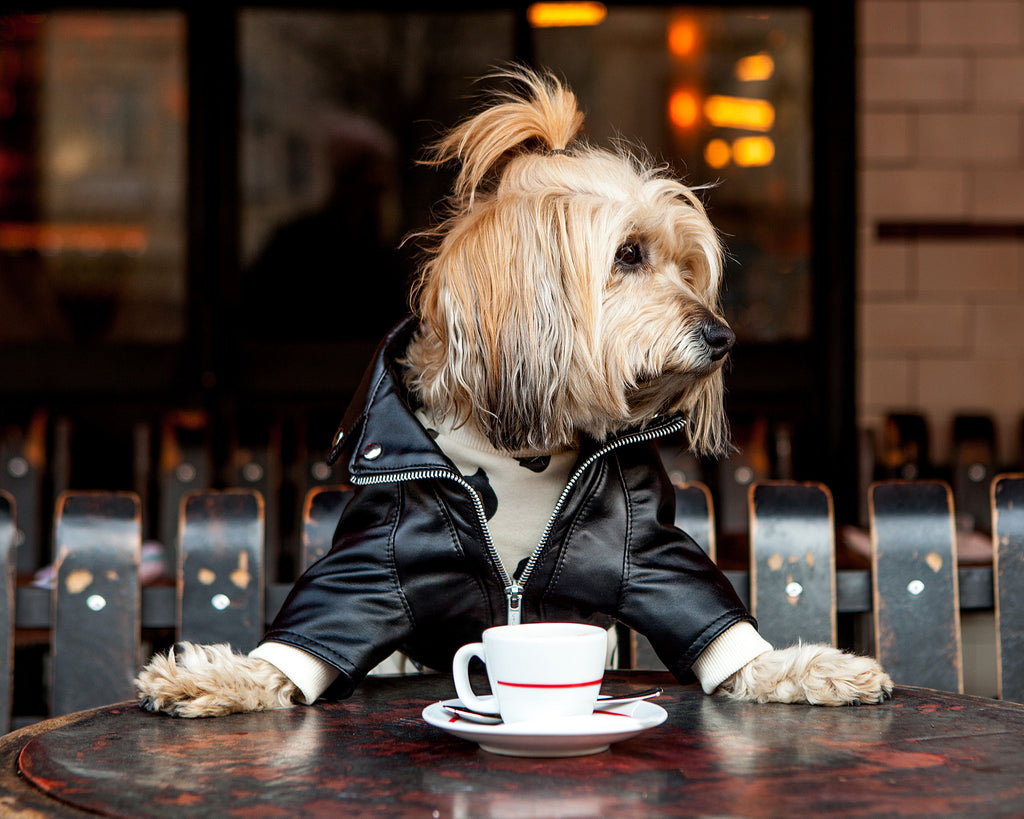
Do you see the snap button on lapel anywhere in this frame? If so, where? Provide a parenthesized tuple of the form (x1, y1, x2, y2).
(362, 443, 383, 461)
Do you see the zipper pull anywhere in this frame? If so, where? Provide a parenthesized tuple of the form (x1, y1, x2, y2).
(506, 582, 523, 626)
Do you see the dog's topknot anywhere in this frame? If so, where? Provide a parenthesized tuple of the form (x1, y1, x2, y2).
(429, 67, 585, 206)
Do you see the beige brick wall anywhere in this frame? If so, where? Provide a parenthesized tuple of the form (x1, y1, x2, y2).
(858, 0, 1024, 466)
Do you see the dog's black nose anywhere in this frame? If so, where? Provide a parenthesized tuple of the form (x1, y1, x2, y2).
(702, 321, 735, 361)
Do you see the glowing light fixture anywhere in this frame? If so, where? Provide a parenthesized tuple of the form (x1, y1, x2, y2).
(704, 139, 731, 169)
(668, 89, 700, 130)
(668, 16, 699, 58)
(528, 2, 607, 28)
(703, 95, 775, 132)
(735, 52, 775, 82)
(733, 136, 775, 167)
(0, 222, 149, 254)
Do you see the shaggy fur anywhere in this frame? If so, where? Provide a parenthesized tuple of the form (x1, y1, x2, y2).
(719, 644, 892, 706)
(135, 68, 892, 716)
(136, 643, 297, 717)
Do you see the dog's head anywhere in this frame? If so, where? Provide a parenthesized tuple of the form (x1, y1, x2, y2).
(404, 68, 732, 457)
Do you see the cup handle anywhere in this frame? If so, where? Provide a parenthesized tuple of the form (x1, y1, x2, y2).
(452, 642, 499, 714)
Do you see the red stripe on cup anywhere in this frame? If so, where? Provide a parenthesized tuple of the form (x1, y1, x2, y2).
(495, 679, 603, 689)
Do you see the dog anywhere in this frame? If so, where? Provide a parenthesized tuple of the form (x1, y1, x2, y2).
(136, 68, 892, 718)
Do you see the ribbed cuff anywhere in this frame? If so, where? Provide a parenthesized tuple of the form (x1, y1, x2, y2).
(249, 641, 339, 705)
(692, 621, 773, 694)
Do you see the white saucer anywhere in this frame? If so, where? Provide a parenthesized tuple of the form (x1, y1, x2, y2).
(422, 698, 668, 757)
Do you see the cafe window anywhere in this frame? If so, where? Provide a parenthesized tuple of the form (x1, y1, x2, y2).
(0, 4, 854, 507)
(236, 5, 811, 344)
(533, 7, 812, 342)
(0, 12, 186, 345)
(238, 9, 517, 342)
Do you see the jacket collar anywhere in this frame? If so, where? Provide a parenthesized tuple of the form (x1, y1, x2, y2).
(326, 316, 454, 481)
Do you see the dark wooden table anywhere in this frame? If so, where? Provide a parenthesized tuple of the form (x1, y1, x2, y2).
(3, 670, 1024, 818)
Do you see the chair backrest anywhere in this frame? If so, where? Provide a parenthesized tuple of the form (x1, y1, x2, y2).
(673, 481, 716, 562)
(0, 413, 47, 574)
(952, 414, 996, 532)
(178, 489, 265, 653)
(51, 492, 142, 716)
(993, 474, 1024, 703)
(870, 480, 963, 693)
(301, 486, 351, 571)
(158, 411, 213, 570)
(0, 491, 14, 734)
(749, 481, 837, 649)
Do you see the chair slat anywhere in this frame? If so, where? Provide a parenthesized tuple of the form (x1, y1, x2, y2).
(301, 486, 350, 571)
(993, 474, 1024, 703)
(0, 491, 14, 733)
(52, 492, 141, 716)
(749, 481, 836, 648)
(871, 480, 963, 692)
(674, 481, 716, 562)
(178, 490, 264, 652)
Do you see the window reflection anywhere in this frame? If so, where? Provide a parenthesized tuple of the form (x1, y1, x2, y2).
(0, 12, 186, 344)
(533, 7, 811, 342)
(238, 10, 516, 341)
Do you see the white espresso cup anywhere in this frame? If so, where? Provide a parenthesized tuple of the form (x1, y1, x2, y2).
(451, 622, 607, 723)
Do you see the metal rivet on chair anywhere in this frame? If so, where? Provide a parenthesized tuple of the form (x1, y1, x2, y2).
(967, 463, 987, 483)
(6, 456, 28, 478)
(242, 462, 264, 483)
(363, 443, 383, 461)
(311, 460, 331, 481)
(86, 594, 107, 612)
(211, 594, 230, 610)
(176, 462, 197, 483)
(907, 579, 925, 596)
(785, 582, 803, 599)
(734, 465, 753, 485)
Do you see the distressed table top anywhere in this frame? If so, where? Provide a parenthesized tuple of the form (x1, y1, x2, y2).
(3, 671, 1024, 818)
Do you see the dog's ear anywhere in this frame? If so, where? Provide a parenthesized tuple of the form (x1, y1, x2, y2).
(426, 67, 584, 207)
(406, 194, 593, 453)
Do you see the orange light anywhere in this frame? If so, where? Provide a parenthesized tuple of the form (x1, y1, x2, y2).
(703, 95, 775, 132)
(668, 89, 700, 130)
(527, 2, 607, 28)
(733, 136, 775, 167)
(668, 16, 699, 58)
(0, 223, 150, 254)
(735, 52, 775, 82)
(704, 139, 731, 169)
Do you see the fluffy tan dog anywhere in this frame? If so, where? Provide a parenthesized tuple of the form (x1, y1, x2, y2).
(137, 69, 891, 717)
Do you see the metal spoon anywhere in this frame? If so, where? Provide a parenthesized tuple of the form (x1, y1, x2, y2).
(596, 686, 663, 707)
(442, 687, 662, 724)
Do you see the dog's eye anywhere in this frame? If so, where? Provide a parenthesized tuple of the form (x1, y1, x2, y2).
(614, 241, 644, 268)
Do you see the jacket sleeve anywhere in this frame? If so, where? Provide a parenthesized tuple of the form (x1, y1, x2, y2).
(614, 451, 757, 683)
(259, 483, 416, 699)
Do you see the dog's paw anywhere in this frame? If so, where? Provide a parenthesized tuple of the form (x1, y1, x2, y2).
(135, 642, 299, 718)
(718, 644, 894, 706)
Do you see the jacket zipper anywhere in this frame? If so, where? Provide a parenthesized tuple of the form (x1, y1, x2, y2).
(349, 416, 686, 626)
(511, 416, 688, 617)
(349, 467, 519, 620)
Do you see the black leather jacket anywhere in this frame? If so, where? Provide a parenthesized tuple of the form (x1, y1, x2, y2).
(262, 319, 755, 698)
